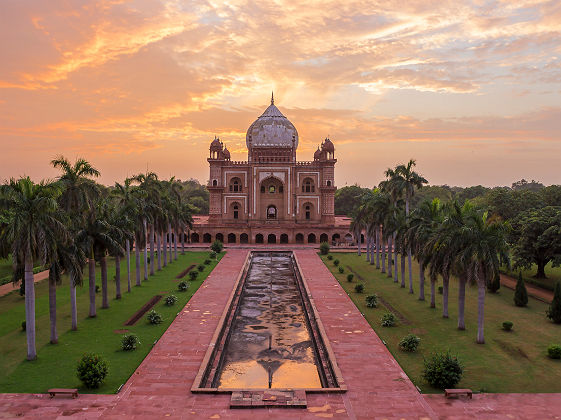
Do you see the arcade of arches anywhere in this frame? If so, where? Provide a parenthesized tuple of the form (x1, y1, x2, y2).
(189, 96, 351, 245)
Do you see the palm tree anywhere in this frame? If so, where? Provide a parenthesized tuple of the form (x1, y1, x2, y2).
(134, 173, 160, 279)
(0, 177, 65, 360)
(384, 160, 427, 293)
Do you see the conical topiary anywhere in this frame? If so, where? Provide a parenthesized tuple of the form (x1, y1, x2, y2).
(514, 272, 528, 307)
(488, 271, 501, 293)
(547, 282, 561, 324)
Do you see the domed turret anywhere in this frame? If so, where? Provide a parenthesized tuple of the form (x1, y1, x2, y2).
(314, 147, 321, 161)
(322, 137, 334, 152)
(209, 136, 223, 159)
(223, 146, 231, 160)
(246, 93, 298, 149)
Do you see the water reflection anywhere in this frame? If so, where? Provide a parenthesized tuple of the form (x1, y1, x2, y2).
(217, 253, 322, 389)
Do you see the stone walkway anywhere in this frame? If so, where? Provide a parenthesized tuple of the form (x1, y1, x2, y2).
(500, 273, 553, 303)
(0, 270, 49, 297)
(1, 249, 560, 419)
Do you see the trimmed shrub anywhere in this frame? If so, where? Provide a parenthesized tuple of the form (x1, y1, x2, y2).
(547, 344, 561, 359)
(95, 285, 100, 293)
(514, 272, 528, 307)
(338, 266, 344, 274)
(333, 259, 340, 266)
(422, 351, 463, 389)
(347, 273, 354, 282)
(438, 286, 443, 295)
(399, 334, 421, 352)
(197, 264, 205, 272)
(327, 255, 333, 260)
(76, 353, 108, 389)
(488, 271, 501, 293)
(178, 281, 189, 292)
(21, 321, 26, 331)
(547, 282, 561, 324)
(147, 310, 162, 325)
(355, 283, 364, 293)
(365, 294, 378, 308)
(319, 242, 330, 255)
(204, 259, 212, 265)
(188, 270, 199, 281)
(210, 251, 217, 259)
(165, 295, 178, 306)
(210, 240, 223, 253)
(121, 334, 139, 351)
(502, 321, 514, 331)
(381, 312, 396, 327)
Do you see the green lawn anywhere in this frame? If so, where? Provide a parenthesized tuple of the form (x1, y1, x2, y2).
(502, 261, 561, 291)
(0, 251, 223, 394)
(321, 252, 561, 393)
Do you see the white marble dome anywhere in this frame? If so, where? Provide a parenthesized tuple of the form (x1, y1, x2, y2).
(246, 97, 298, 149)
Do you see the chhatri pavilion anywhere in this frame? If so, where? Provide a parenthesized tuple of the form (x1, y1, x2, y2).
(189, 95, 352, 245)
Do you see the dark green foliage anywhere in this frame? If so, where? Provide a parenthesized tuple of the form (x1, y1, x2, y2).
(333, 259, 339, 266)
(188, 270, 199, 281)
(327, 255, 333, 260)
(438, 286, 443, 295)
(209, 251, 217, 259)
(547, 282, 561, 324)
(76, 353, 108, 389)
(21, 321, 26, 331)
(319, 242, 330, 255)
(488, 271, 501, 293)
(381, 312, 396, 327)
(177, 281, 188, 292)
(514, 272, 528, 307)
(399, 334, 421, 352)
(422, 351, 463, 389)
(95, 285, 100, 293)
(210, 240, 223, 253)
(547, 344, 561, 359)
(147, 310, 162, 325)
(197, 264, 205, 272)
(502, 321, 514, 331)
(338, 266, 344, 274)
(347, 273, 354, 282)
(354, 283, 364, 293)
(365, 294, 378, 308)
(164, 295, 178, 306)
(121, 334, 139, 351)
(334, 184, 372, 216)
(204, 259, 211, 265)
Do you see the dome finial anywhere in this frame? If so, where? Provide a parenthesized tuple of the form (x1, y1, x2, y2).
(271, 91, 274, 105)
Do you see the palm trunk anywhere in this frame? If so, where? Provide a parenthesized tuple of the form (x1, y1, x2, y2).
(24, 254, 37, 360)
(477, 281, 486, 344)
(70, 273, 78, 331)
(163, 231, 168, 267)
(419, 260, 425, 300)
(135, 239, 141, 286)
(387, 235, 393, 278)
(393, 233, 398, 283)
(100, 255, 108, 309)
(458, 274, 467, 330)
(357, 233, 361, 256)
(157, 232, 162, 270)
(442, 271, 450, 318)
(365, 236, 370, 262)
(150, 224, 155, 276)
(430, 273, 436, 308)
(88, 257, 96, 317)
(174, 225, 178, 260)
(381, 236, 386, 273)
(143, 218, 148, 281)
(168, 223, 172, 264)
(126, 239, 131, 292)
(406, 195, 413, 294)
(115, 255, 121, 299)
(400, 245, 406, 288)
(181, 226, 185, 254)
(376, 228, 380, 269)
(48, 273, 57, 344)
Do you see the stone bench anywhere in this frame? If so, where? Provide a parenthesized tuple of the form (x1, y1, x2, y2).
(48, 388, 78, 399)
(445, 388, 472, 399)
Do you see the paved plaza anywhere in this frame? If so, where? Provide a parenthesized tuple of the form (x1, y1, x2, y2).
(0, 249, 560, 419)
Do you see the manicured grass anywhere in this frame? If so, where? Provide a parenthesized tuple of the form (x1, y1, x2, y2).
(321, 252, 561, 393)
(502, 262, 561, 291)
(0, 250, 223, 394)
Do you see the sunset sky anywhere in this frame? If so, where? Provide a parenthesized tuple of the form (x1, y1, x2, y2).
(1, 0, 560, 188)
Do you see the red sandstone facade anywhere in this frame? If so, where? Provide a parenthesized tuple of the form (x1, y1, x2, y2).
(189, 96, 351, 245)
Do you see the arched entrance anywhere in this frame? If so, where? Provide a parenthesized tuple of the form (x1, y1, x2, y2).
(267, 234, 276, 244)
(203, 233, 212, 243)
(361, 233, 365, 243)
(191, 232, 199, 243)
(240, 233, 249, 244)
(320, 233, 328, 243)
(255, 234, 264, 244)
(280, 233, 289, 244)
(216, 233, 224, 242)
(227, 233, 236, 243)
(267, 205, 277, 219)
(308, 233, 316, 244)
(332, 233, 340, 244)
(295, 233, 304, 244)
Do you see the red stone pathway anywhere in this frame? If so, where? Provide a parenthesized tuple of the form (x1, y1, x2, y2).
(1, 249, 561, 419)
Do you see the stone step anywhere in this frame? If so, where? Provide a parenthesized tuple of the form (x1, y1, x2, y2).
(230, 390, 307, 408)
